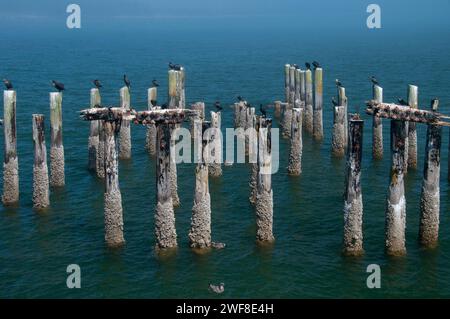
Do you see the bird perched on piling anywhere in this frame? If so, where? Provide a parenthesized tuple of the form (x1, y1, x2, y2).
(123, 74, 131, 89)
(293, 64, 299, 69)
(52, 80, 65, 92)
(305, 62, 311, 70)
(209, 283, 224, 294)
(3, 79, 13, 90)
(150, 100, 157, 107)
(332, 97, 338, 107)
(335, 79, 342, 87)
(152, 79, 159, 87)
(161, 103, 168, 109)
(237, 96, 244, 102)
(93, 79, 102, 89)
(168, 62, 182, 71)
(312, 61, 321, 69)
(260, 104, 267, 118)
(214, 101, 223, 111)
(370, 76, 379, 86)
(397, 98, 409, 106)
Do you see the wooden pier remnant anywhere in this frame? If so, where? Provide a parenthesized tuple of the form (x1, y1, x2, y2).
(274, 101, 282, 118)
(304, 68, 313, 134)
(249, 114, 259, 205)
(284, 64, 290, 104)
(49, 92, 65, 187)
(190, 102, 205, 139)
(2, 90, 19, 205)
(385, 119, 407, 256)
(313, 67, 323, 141)
(300, 69, 306, 110)
(189, 121, 212, 249)
(331, 86, 346, 158)
(294, 69, 301, 108)
(119, 86, 131, 159)
(32, 114, 49, 210)
(338, 85, 348, 148)
(209, 111, 222, 177)
(419, 99, 442, 248)
(281, 101, 293, 138)
(168, 68, 184, 109)
(407, 85, 418, 169)
(287, 108, 303, 175)
(343, 115, 364, 256)
(372, 84, 383, 159)
(255, 117, 274, 242)
(145, 86, 158, 155)
(88, 88, 101, 171)
(289, 66, 296, 107)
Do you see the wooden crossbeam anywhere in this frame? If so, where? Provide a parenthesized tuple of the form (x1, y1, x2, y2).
(365, 101, 450, 127)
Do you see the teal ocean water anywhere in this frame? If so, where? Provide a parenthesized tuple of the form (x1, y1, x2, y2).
(0, 24, 449, 298)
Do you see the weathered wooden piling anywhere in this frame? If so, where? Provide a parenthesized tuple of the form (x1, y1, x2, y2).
(274, 101, 282, 118)
(385, 120, 407, 256)
(300, 70, 306, 108)
(284, 64, 290, 104)
(287, 108, 303, 175)
(168, 69, 184, 109)
(2, 90, 19, 205)
(209, 111, 222, 177)
(155, 123, 178, 249)
(343, 116, 364, 256)
(103, 120, 125, 246)
(372, 84, 383, 159)
(119, 86, 131, 159)
(249, 114, 259, 205)
(96, 120, 106, 179)
(407, 85, 418, 169)
(189, 121, 212, 249)
(331, 105, 346, 157)
(281, 102, 293, 138)
(32, 114, 49, 210)
(313, 67, 323, 141)
(190, 102, 205, 139)
(169, 123, 180, 207)
(256, 117, 274, 242)
(88, 88, 101, 171)
(180, 67, 186, 109)
(338, 86, 348, 147)
(49, 92, 65, 187)
(419, 100, 442, 248)
(304, 69, 313, 134)
(289, 66, 296, 106)
(145, 87, 158, 155)
(294, 69, 301, 107)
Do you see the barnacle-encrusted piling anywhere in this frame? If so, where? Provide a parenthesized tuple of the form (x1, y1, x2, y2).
(385, 120, 407, 256)
(372, 84, 383, 160)
(190, 102, 205, 139)
(104, 120, 125, 247)
(313, 67, 323, 141)
(256, 117, 274, 242)
(249, 113, 258, 205)
(284, 64, 290, 104)
(119, 86, 131, 159)
(281, 101, 293, 138)
(189, 121, 212, 249)
(407, 84, 418, 169)
(289, 65, 295, 107)
(419, 100, 441, 248)
(145, 86, 158, 155)
(49, 92, 65, 187)
(287, 108, 303, 175)
(32, 114, 49, 210)
(209, 111, 222, 177)
(88, 88, 101, 171)
(2, 90, 19, 205)
(304, 68, 313, 134)
(332, 105, 346, 157)
(343, 116, 364, 256)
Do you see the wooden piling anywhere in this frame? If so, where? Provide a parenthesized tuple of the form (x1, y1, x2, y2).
(103, 120, 125, 246)
(419, 100, 441, 248)
(169, 123, 181, 207)
(407, 85, 418, 169)
(256, 117, 274, 242)
(32, 114, 49, 210)
(168, 69, 183, 109)
(97, 120, 106, 179)
(304, 69, 313, 134)
(372, 84, 383, 160)
(274, 101, 282, 118)
(88, 88, 101, 171)
(294, 69, 301, 108)
(209, 111, 222, 177)
(190, 102, 205, 139)
(119, 86, 131, 159)
(338, 86, 348, 148)
(180, 67, 186, 109)
(385, 120, 407, 256)
(49, 92, 65, 187)
(313, 67, 323, 140)
(249, 114, 258, 205)
(281, 102, 292, 138)
(284, 64, 290, 104)
(289, 66, 295, 106)
(287, 108, 303, 175)
(189, 121, 212, 249)
(145, 87, 158, 155)
(300, 70, 306, 108)
(331, 105, 346, 157)
(155, 123, 177, 249)
(343, 116, 364, 256)
(2, 90, 19, 205)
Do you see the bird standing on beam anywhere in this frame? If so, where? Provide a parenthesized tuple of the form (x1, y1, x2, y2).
(52, 80, 65, 92)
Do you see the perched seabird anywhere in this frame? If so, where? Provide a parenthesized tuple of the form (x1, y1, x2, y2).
(431, 98, 439, 111)
(293, 64, 299, 69)
(150, 100, 157, 107)
(93, 79, 102, 89)
(335, 79, 342, 87)
(214, 101, 223, 111)
(397, 98, 409, 106)
(260, 104, 267, 117)
(237, 96, 244, 102)
(123, 74, 131, 89)
(161, 103, 168, 109)
(3, 79, 13, 90)
(370, 76, 379, 86)
(209, 283, 225, 294)
(152, 79, 159, 87)
(312, 61, 320, 69)
(332, 97, 338, 107)
(305, 62, 311, 70)
(52, 80, 65, 92)
(168, 62, 182, 71)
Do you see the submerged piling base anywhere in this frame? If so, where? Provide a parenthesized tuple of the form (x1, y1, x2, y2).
(146, 124, 157, 155)
(104, 190, 125, 246)
(155, 200, 177, 249)
(33, 165, 49, 210)
(189, 191, 212, 249)
(50, 146, 65, 187)
(249, 163, 258, 205)
(256, 190, 274, 242)
(2, 158, 19, 205)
